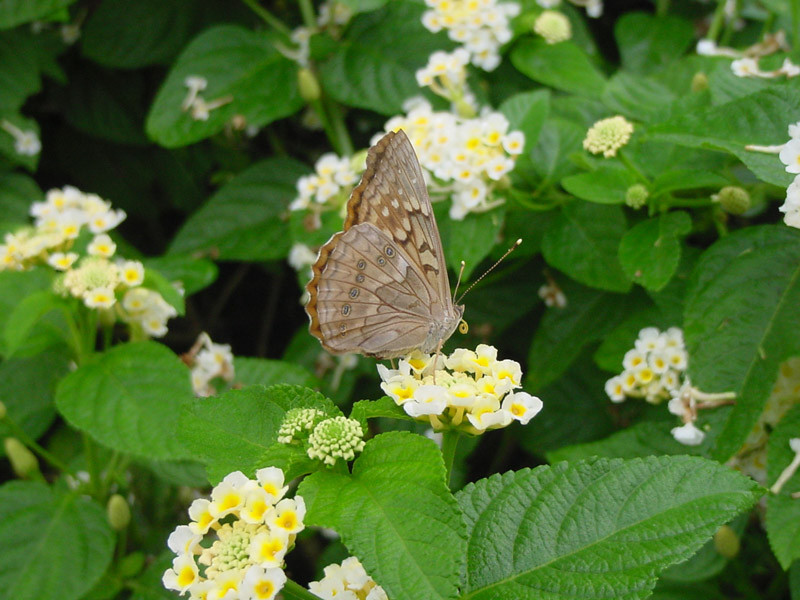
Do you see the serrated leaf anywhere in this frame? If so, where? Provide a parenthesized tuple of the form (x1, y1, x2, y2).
(766, 404, 800, 569)
(511, 39, 606, 97)
(541, 202, 631, 292)
(593, 304, 675, 372)
(0, 349, 68, 454)
(169, 157, 307, 260)
(56, 341, 194, 460)
(601, 71, 675, 123)
(0, 269, 52, 356)
(499, 89, 550, 146)
(234, 357, 318, 389)
(650, 86, 798, 187)
(619, 211, 692, 291)
(179, 385, 339, 483)
(0, 481, 114, 600)
(299, 432, 466, 600)
(2, 290, 70, 356)
(0, 0, 75, 29)
(615, 13, 694, 74)
(349, 396, 409, 427)
(684, 225, 800, 461)
(318, 2, 450, 115)
(457, 456, 761, 599)
(0, 172, 40, 224)
(146, 25, 302, 148)
(142, 254, 218, 296)
(562, 166, 639, 204)
(526, 281, 633, 391)
(651, 169, 729, 196)
(528, 117, 584, 184)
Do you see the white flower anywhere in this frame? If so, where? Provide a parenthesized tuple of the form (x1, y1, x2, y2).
(288, 243, 317, 271)
(671, 422, 706, 446)
(87, 234, 116, 258)
(605, 376, 625, 402)
(731, 57, 764, 78)
(502, 391, 543, 424)
(47, 252, 78, 271)
(83, 286, 116, 309)
(117, 260, 144, 287)
(780, 176, 800, 228)
(240, 566, 286, 600)
(779, 138, 800, 173)
(405, 385, 449, 417)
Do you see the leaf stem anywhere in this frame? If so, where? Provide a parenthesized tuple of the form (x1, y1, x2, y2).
(441, 430, 460, 489)
(706, 0, 728, 42)
(241, 0, 292, 37)
(282, 578, 320, 600)
(298, 0, 317, 29)
(0, 411, 72, 474)
(655, 0, 670, 16)
(617, 149, 649, 185)
(83, 433, 101, 497)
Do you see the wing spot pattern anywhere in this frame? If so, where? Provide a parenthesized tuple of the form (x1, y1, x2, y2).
(342, 304, 351, 315)
(349, 287, 360, 298)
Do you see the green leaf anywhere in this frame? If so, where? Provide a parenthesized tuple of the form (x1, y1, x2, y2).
(56, 341, 194, 460)
(541, 202, 631, 292)
(146, 25, 303, 148)
(130, 553, 175, 600)
(511, 39, 606, 97)
(0, 269, 52, 355)
(142, 267, 185, 316)
(618, 211, 691, 291)
(457, 456, 761, 599)
(318, 2, 450, 115)
(234, 357, 318, 389)
(0, 349, 69, 454)
(527, 117, 585, 184)
(526, 281, 633, 391)
(142, 254, 218, 296)
(2, 290, 69, 357)
(299, 432, 466, 600)
(593, 304, 675, 373)
(0, 0, 74, 29)
(179, 385, 338, 483)
(562, 166, 639, 204)
(169, 157, 308, 260)
(615, 13, 694, 75)
(349, 395, 409, 426)
(499, 89, 550, 147)
(601, 71, 675, 123)
(0, 481, 114, 600)
(766, 404, 800, 569)
(0, 31, 43, 110)
(0, 172, 40, 225)
(438, 204, 504, 279)
(684, 226, 800, 461)
(81, 0, 194, 69)
(336, 0, 388, 12)
(650, 86, 799, 187)
(650, 169, 729, 196)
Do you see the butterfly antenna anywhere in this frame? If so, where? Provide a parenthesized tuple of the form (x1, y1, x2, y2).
(455, 239, 522, 305)
(452, 260, 466, 304)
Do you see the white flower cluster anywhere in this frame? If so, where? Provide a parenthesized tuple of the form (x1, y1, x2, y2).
(309, 556, 388, 600)
(289, 153, 361, 214)
(186, 333, 235, 397)
(378, 344, 543, 434)
(0, 119, 40, 157)
(163, 468, 304, 600)
(728, 357, 800, 485)
(0, 186, 179, 337)
(696, 33, 799, 79)
(604, 327, 688, 404)
(777, 121, 800, 228)
(421, 0, 520, 71)
(415, 48, 477, 114)
(379, 98, 524, 219)
(181, 75, 232, 122)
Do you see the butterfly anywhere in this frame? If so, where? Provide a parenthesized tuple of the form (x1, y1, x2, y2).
(305, 129, 464, 359)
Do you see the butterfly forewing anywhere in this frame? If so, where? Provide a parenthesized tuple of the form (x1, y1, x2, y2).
(306, 130, 463, 359)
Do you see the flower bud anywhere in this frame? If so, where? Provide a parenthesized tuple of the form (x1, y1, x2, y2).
(534, 10, 571, 45)
(691, 71, 709, 92)
(3, 437, 40, 479)
(298, 68, 321, 103)
(625, 184, 649, 209)
(107, 493, 131, 531)
(713, 186, 750, 215)
(713, 524, 740, 558)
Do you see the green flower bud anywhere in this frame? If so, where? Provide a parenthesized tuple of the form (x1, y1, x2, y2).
(3, 437, 39, 479)
(714, 186, 750, 215)
(713, 524, 740, 558)
(625, 183, 649, 209)
(298, 68, 321, 103)
(691, 72, 709, 92)
(107, 493, 131, 531)
(278, 408, 326, 444)
(307, 416, 366, 466)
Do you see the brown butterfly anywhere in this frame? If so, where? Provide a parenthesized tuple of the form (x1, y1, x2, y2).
(305, 130, 464, 359)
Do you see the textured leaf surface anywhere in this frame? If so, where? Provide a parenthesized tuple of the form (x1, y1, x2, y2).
(0, 0, 75, 29)
(0, 481, 114, 600)
(562, 166, 638, 204)
(766, 404, 800, 569)
(234, 357, 318, 389)
(684, 226, 800, 460)
(512, 39, 606, 96)
(56, 342, 194, 459)
(615, 13, 694, 74)
(457, 456, 761, 599)
(299, 432, 466, 600)
(169, 158, 307, 260)
(618, 211, 691, 291)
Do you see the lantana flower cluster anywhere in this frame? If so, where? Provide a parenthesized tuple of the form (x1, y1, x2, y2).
(605, 327, 735, 446)
(309, 556, 388, 600)
(378, 345, 543, 434)
(0, 186, 178, 337)
(776, 121, 800, 228)
(185, 333, 236, 397)
(278, 408, 366, 466)
(289, 153, 361, 214)
(696, 32, 799, 80)
(162, 468, 304, 600)
(583, 115, 634, 158)
(421, 0, 520, 71)
(727, 357, 800, 486)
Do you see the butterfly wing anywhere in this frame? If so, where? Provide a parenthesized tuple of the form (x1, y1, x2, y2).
(307, 222, 438, 358)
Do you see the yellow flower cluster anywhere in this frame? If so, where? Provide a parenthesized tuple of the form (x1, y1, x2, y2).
(162, 468, 304, 600)
(378, 345, 542, 434)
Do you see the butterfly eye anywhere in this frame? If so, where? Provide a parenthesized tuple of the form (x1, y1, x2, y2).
(357, 259, 366, 270)
(342, 305, 351, 316)
(349, 288, 359, 298)
(385, 246, 395, 257)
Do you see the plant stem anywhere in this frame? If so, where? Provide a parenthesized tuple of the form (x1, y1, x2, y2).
(83, 433, 101, 497)
(1, 412, 72, 474)
(241, 0, 292, 37)
(441, 430, 460, 489)
(282, 578, 321, 600)
(298, 0, 316, 29)
(617, 149, 649, 185)
(706, 0, 728, 42)
(655, 0, 670, 17)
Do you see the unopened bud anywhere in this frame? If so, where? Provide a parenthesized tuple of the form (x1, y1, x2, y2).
(298, 68, 321, 103)
(691, 71, 709, 92)
(713, 524, 740, 558)
(713, 186, 750, 215)
(625, 184, 649, 209)
(107, 494, 131, 531)
(4, 437, 39, 479)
